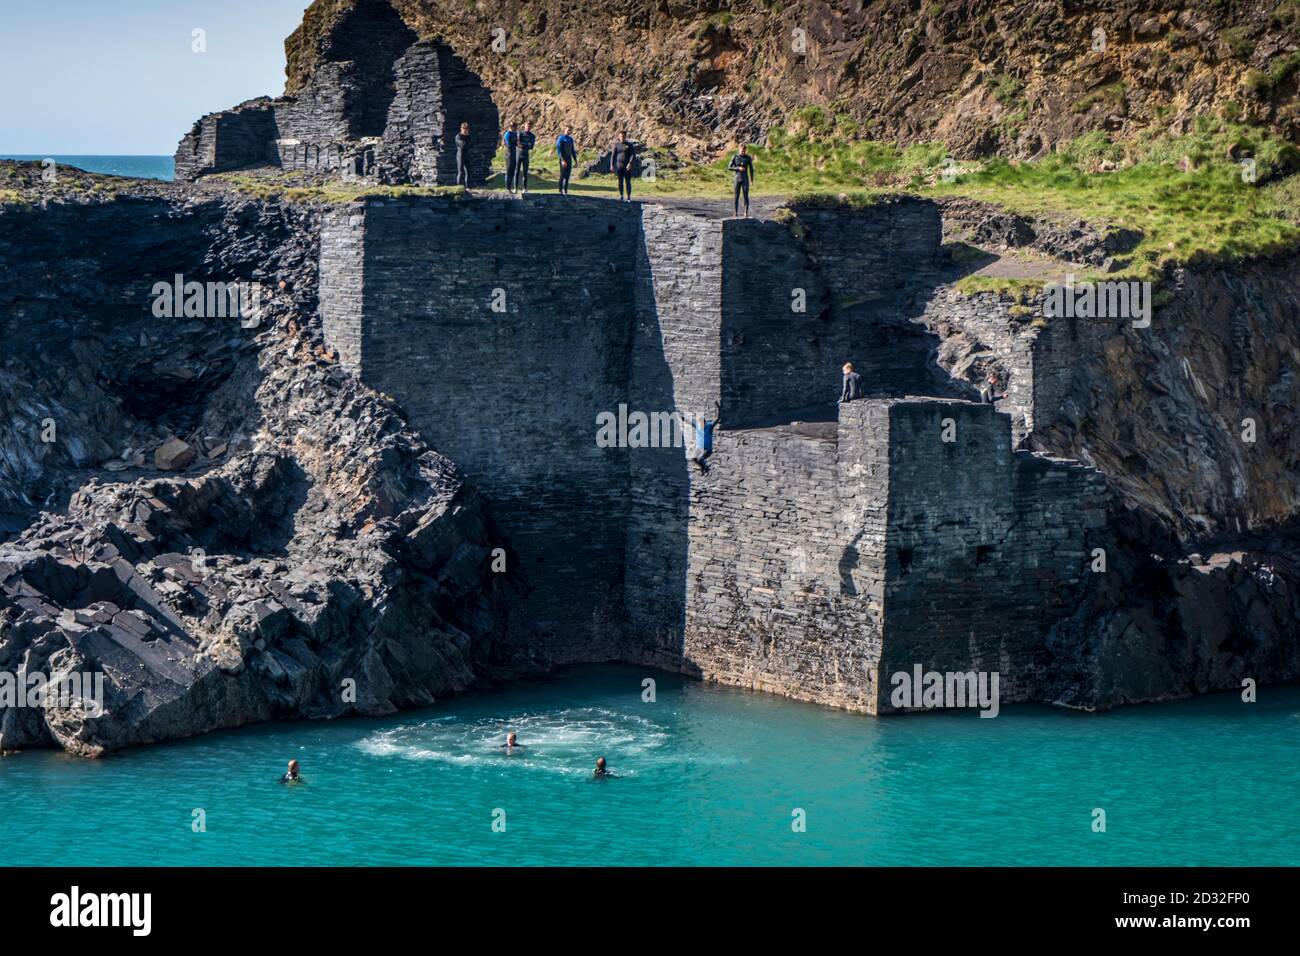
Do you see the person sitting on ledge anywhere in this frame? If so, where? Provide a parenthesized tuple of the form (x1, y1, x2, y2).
(280, 759, 301, 784)
(839, 362, 863, 404)
(981, 370, 1001, 404)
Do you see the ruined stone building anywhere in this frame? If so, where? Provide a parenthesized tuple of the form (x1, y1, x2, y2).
(174, 0, 498, 185)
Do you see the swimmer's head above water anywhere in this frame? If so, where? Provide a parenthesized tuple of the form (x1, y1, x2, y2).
(507, 732, 518, 747)
(282, 759, 300, 783)
(594, 756, 608, 777)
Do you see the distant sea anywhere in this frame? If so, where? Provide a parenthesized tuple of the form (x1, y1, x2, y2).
(0, 155, 174, 181)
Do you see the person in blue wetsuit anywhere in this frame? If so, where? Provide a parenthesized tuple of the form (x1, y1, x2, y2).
(502, 121, 519, 194)
(556, 126, 578, 195)
(689, 401, 723, 475)
(516, 122, 536, 194)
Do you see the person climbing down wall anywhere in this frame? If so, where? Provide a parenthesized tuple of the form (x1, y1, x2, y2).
(839, 362, 863, 404)
(688, 403, 722, 475)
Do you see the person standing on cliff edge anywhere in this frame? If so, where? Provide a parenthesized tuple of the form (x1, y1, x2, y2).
(502, 121, 519, 194)
(516, 122, 537, 194)
(612, 131, 636, 201)
(455, 122, 471, 187)
(839, 362, 863, 404)
(728, 143, 754, 218)
(556, 126, 578, 195)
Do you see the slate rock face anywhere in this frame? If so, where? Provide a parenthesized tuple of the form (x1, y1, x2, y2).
(283, 0, 1300, 163)
(0, 182, 514, 754)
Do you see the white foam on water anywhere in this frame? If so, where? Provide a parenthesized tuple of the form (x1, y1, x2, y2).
(355, 707, 669, 775)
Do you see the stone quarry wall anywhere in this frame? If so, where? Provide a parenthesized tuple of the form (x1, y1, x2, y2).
(322, 195, 639, 664)
(680, 419, 885, 711)
(623, 206, 724, 664)
(320, 192, 1110, 710)
(876, 399, 1107, 707)
(787, 200, 953, 402)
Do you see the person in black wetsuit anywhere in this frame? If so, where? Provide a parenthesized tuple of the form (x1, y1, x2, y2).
(499, 731, 525, 753)
(839, 362, 863, 404)
(280, 759, 301, 784)
(593, 756, 612, 778)
(455, 122, 471, 187)
(728, 143, 754, 218)
(556, 126, 578, 195)
(502, 121, 519, 194)
(612, 131, 635, 201)
(516, 122, 536, 195)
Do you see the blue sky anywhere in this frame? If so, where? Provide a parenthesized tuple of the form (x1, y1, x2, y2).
(0, 0, 313, 154)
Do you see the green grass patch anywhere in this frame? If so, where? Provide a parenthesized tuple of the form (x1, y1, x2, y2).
(930, 153, 1300, 282)
(211, 172, 467, 204)
(1245, 51, 1300, 95)
(1073, 82, 1126, 114)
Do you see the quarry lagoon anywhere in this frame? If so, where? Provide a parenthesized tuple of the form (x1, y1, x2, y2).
(1, 665, 1295, 867)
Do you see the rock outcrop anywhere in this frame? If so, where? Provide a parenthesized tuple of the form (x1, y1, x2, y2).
(0, 172, 513, 754)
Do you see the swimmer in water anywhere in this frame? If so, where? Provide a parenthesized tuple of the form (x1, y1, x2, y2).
(499, 731, 525, 752)
(280, 759, 301, 784)
(593, 756, 611, 778)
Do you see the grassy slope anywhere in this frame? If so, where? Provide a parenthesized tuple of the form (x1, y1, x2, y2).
(495, 118, 1300, 289)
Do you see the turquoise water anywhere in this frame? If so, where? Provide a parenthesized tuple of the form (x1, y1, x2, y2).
(0, 665, 1296, 866)
(0, 155, 173, 181)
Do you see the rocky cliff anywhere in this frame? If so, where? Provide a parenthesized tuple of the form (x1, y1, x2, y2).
(284, 0, 1299, 159)
(0, 166, 514, 754)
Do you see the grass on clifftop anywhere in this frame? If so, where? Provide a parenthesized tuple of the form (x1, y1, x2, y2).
(931, 156, 1299, 283)
(210, 171, 467, 204)
(620, 115, 1298, 283)
(480, 115, 1299, 284)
